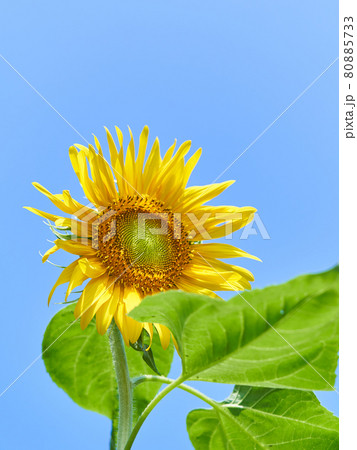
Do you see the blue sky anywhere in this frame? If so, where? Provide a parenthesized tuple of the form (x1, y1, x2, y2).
(0, 1, 338, 448)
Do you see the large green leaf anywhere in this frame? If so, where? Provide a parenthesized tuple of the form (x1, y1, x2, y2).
(187, 386, 338, 449)
(42, 303, 174, 422)
(130, 267, 338, 390)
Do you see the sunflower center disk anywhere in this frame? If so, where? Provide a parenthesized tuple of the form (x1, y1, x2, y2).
(95, 196, 192, 293)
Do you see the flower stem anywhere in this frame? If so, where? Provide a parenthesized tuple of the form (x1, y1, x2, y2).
(125, 375, 220, 449)
(130, 375, 239, 435)
(108, 322, 133, 450)
(132, 375, 218, 408)
(124, 375, 184, 449)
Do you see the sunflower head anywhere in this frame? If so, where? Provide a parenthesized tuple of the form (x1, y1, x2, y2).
(94, 196, 192, 291)
(25, 126, 259, 349)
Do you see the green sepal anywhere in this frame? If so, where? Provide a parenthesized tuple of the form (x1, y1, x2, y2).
(130, 330, 161, 375)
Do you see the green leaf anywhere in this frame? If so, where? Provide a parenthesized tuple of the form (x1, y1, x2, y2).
(130, 267, 338, 390)
(187, 386, 338, 449)
(42, 303, 174, 422)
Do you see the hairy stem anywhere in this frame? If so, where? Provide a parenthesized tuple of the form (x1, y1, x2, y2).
(108, 322, 133, 450)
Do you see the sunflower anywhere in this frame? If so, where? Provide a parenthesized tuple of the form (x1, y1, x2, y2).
(25, 126, 258, 349)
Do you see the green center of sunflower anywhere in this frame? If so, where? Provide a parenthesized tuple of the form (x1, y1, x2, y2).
(95, 196, 192, 293)
(117, 212, 176, 270)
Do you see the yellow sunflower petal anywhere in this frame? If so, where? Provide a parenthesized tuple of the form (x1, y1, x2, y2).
(75, 274, 113, 329)
(54, 239, 96, 256)
(61, 190, 97, 221)
(142, 137, 161, 192)
(148, 140, 191, 198)
(115, 127, 127, 187)
(169, 139, 191, 164)
(178, 180, 235, 213)
(48, 260, 79, 305)
(114, 288, 144, 346)
(24, 206, 61, 223)
(77, 145, 111, 205)
(191, 254, 255, 282)
(104, 127, 128, 196)
(185, 206, 257, 241)
(32, 180, 98, 222)
(156, 157, 186, 207)
(124, 289, 141, 310)
(181, 265, 251, 291)
(115, 302, 130, 346)
(70, 147, 104, 206)
(176, 278, 221, 299)
(124, 126, 136, 191)
(126, 317, 143, 344)
(195, 243, 261, 261)
(135, 126, 149, 188)
(42, 244, 59, 263)
(105, 127, 119, 170)
(95, 146, 118, 201)
(53, 218, 93, 237)
(78, 257, 107, 278)
(162, 140, 177, 165)
(204, 207, 256, 240)
(32, 182, 74, 215)
(65, 264, 88, 301)
(95, 292, 119, 335)
(85, 145, 115, 204)
(123, 290, 144, 344)
(154, 324, 171, 350)
(171, 333, 180, 355)
(182, 147, 202, 187)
